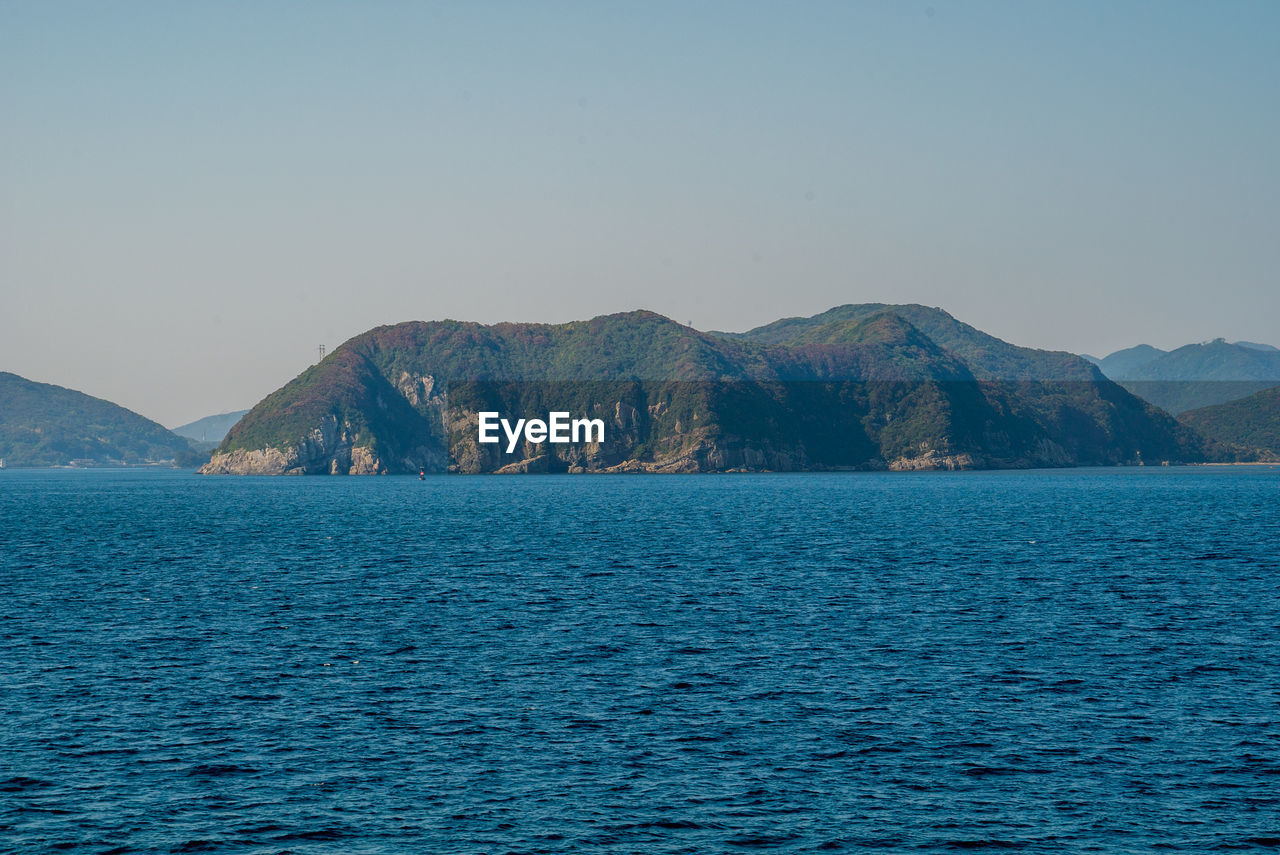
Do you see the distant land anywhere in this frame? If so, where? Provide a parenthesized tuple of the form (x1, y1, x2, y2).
(1180, 386, 1280, 459)
(0, 372, 195, 467)
(201, 305, 1225, 475)
(1086, 339, 1280, 414)
(8, 311, 1275, 474)
(171, 410, 250, 444)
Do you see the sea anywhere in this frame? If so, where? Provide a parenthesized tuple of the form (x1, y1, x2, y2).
(2, 466, 1278, 854)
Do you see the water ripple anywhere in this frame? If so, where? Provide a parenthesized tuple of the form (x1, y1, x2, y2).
(2, 466, 1280, 853)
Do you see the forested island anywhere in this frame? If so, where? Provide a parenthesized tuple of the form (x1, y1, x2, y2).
(199, 305, 1222, 475)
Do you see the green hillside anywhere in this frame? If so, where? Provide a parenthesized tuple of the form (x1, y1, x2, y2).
(724, 303, 1098, 380)
(0, 372, 192, 466)
(1179, 386, 1280, 457)
(726, 305, 1202, 469)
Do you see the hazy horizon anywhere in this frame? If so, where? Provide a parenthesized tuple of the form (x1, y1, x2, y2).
(4, 2, 1277, 427)
(9, 302, 1276, 431)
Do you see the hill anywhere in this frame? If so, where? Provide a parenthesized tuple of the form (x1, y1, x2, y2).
(1095, 339, 1280, 413)
(172, 410, 250, 443)
(721, 303, 1096, 380)
(202, 307, 1207, 475)
(0, 372, 192, 467)
(1179, 386, 1280, 458)
(724, 305, 1205, 469)
(1097, 345, 1167, 379)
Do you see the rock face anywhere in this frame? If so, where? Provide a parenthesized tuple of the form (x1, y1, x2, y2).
(888, 450, 975, 471)
(200, 447, 301, 476)
(200, 415, 390, 474)
(203, 307, 1207, 474)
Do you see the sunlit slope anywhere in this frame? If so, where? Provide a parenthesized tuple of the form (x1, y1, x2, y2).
(0, 372, 190, 466)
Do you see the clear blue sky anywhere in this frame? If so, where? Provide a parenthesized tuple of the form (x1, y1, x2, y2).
(2, 1, 1277, 426)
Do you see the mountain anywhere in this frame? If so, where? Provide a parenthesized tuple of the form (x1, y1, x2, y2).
(201, 307, 1207, 475)
(172, 410, 250, 444)
(1179, 386, 1280, 458)
(721, 303, 1096, 380)
(725, 305, 1206, 468)
(1095, 338, 1280, 414)
(1097, 345, 1167, 379)
(0, 372, 192, 467)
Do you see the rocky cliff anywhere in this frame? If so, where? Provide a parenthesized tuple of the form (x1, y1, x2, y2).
(201, 307, 1208, 475)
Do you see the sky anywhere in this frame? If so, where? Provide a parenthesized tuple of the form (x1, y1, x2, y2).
(2, 1, 1278, 427)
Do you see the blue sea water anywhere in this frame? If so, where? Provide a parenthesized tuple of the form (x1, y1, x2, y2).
(1, 467, 1279, 854)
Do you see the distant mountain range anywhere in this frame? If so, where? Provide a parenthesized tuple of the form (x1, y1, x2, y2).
(0, 372, 194, 467)
(171, 410, 250, 444)
(201, 305, 1217, 475)
(1085, 339, 1280, 414)
(9, 311, 1275, 473)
